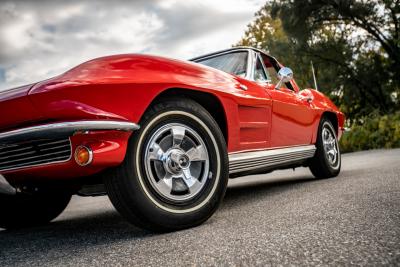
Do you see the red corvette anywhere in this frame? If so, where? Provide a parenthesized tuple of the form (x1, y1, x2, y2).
(0, 47, 344, 231)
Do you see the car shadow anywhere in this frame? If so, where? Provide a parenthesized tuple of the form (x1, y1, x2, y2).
(222, 175, 317, 207)
(0, 174, 318, 263)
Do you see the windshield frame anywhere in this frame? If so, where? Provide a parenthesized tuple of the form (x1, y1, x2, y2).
(191, 48, 254, 81)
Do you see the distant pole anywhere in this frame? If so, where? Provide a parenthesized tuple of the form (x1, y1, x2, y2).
(311, 61, 318, 91)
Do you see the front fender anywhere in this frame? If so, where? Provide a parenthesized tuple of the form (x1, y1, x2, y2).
(303, 89, 345, 141)
(28, 54, 240, 124)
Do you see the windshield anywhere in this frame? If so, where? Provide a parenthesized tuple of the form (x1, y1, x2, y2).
(195, 51, 248, 78)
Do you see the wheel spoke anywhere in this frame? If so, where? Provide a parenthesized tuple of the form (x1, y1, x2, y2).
(186, 145, 207, 161)
(182, 168, 196, 187)
(156, 178, 172, 196)
(320, 125, 339, 165)
(171, 126, 186, 147)
(182, 168, 191, 179)
(181, 169, 204, 193)
(147, 143, 165, 161)
(328, 135, 334, 144)
(327, 149, 336, 162)
(323, 129, 328, 140)
(188, 179, 203, 195)
(323, 143, 329, 150)
(164, 172, 173, 179)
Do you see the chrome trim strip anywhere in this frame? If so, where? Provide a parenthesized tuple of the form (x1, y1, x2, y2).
(0, 149, 70, 165)
(189, 46, 280, 68)
(0, 120, 140, 144)
(255, 52, 273, 84)
(189, 46, 277, 62)
(0, 145, 32, 156)
(229, 145, 316, 174)
(191, 48, 254, 81)
(0, 149, 36, 160)
(0, 174, 16, 195)
(190, 47, 252, 62)
(247, 49, 256, 81)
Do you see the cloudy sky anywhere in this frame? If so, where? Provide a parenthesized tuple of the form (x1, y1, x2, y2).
(0, 0, 266, 90)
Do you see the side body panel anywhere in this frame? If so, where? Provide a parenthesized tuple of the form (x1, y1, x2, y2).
(264, 85, 316, 147)
(0, 52, 344, 182)
(228, 78, 272, 151)
(27, 54, 272, 153)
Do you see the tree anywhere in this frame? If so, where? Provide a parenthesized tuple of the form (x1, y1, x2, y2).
(237, 0, 400, 121)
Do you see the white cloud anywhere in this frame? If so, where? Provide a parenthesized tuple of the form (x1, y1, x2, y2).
(0, 0, 265, 90)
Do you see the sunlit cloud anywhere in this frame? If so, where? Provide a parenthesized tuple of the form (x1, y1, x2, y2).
(0, 0, 265, 90)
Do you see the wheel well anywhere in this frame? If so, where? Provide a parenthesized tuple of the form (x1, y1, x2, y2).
(322, 111, 338, 134)
(148, 88, 228, 143)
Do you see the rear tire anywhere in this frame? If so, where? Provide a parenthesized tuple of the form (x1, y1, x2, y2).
(104, 98, 228, 232)
(0, 191, 71, 229)
(309, 117, 341, 178)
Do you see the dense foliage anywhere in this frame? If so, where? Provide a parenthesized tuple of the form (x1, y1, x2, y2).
(340, 112, 400, 152)
(237, 0, 399, 122)
(237, 0, 400, 151)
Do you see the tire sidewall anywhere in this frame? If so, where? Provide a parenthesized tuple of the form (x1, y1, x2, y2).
(319, 120, 341, 172)
(122, 101, 228, 228)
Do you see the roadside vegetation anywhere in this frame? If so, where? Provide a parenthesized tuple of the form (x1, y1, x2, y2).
(340, 112, 400, 152)
(237, 0, 400, 152)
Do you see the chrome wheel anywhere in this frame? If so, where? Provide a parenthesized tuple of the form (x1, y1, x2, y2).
(144, 123, 210, 202)
(322, 125, 338, 165)
(104, 99, 229, 231)
(309, 118, 341, 179)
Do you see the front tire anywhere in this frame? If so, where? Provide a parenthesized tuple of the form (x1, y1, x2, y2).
(105, 98, 228, 232)
(309, 117, 341, 178)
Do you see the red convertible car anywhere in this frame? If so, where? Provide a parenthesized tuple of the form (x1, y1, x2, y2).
(0, 47, 344, 231)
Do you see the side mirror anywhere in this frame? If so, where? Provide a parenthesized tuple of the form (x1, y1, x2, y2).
(275, 67, 293, 89)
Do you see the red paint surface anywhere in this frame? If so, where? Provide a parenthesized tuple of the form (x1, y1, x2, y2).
(0, 54, 344, 182)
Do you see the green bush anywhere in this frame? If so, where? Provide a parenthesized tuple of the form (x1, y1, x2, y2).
(339, 112, 400, 153)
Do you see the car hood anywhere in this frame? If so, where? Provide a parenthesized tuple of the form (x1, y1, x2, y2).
(0, 83, 44, 131)
(0, 83, 34, 100)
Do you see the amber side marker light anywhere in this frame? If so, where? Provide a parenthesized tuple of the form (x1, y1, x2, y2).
(74, 145, 93, 166)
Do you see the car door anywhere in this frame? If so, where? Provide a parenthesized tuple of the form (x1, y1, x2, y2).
(257, 54, 315, 148)
(193, 50, 273, 151)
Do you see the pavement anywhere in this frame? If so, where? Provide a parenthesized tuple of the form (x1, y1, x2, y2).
(0, 149, 399, 266)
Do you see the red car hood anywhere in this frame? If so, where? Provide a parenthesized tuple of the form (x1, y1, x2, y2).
(0, 83, 44, 131)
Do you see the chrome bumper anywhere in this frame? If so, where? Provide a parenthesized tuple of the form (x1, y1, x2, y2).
(0, 120, 140, 144)
(0, 120, 139, 173)
(0, 175, 16, 195)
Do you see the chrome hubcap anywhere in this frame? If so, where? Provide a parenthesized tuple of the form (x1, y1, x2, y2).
(144, 123, 210, 202)
(322, 126, 338, 165)
(164, 149, 191, 174)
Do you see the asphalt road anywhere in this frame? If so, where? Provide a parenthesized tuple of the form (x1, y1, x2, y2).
(1, 149, 399, 266)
